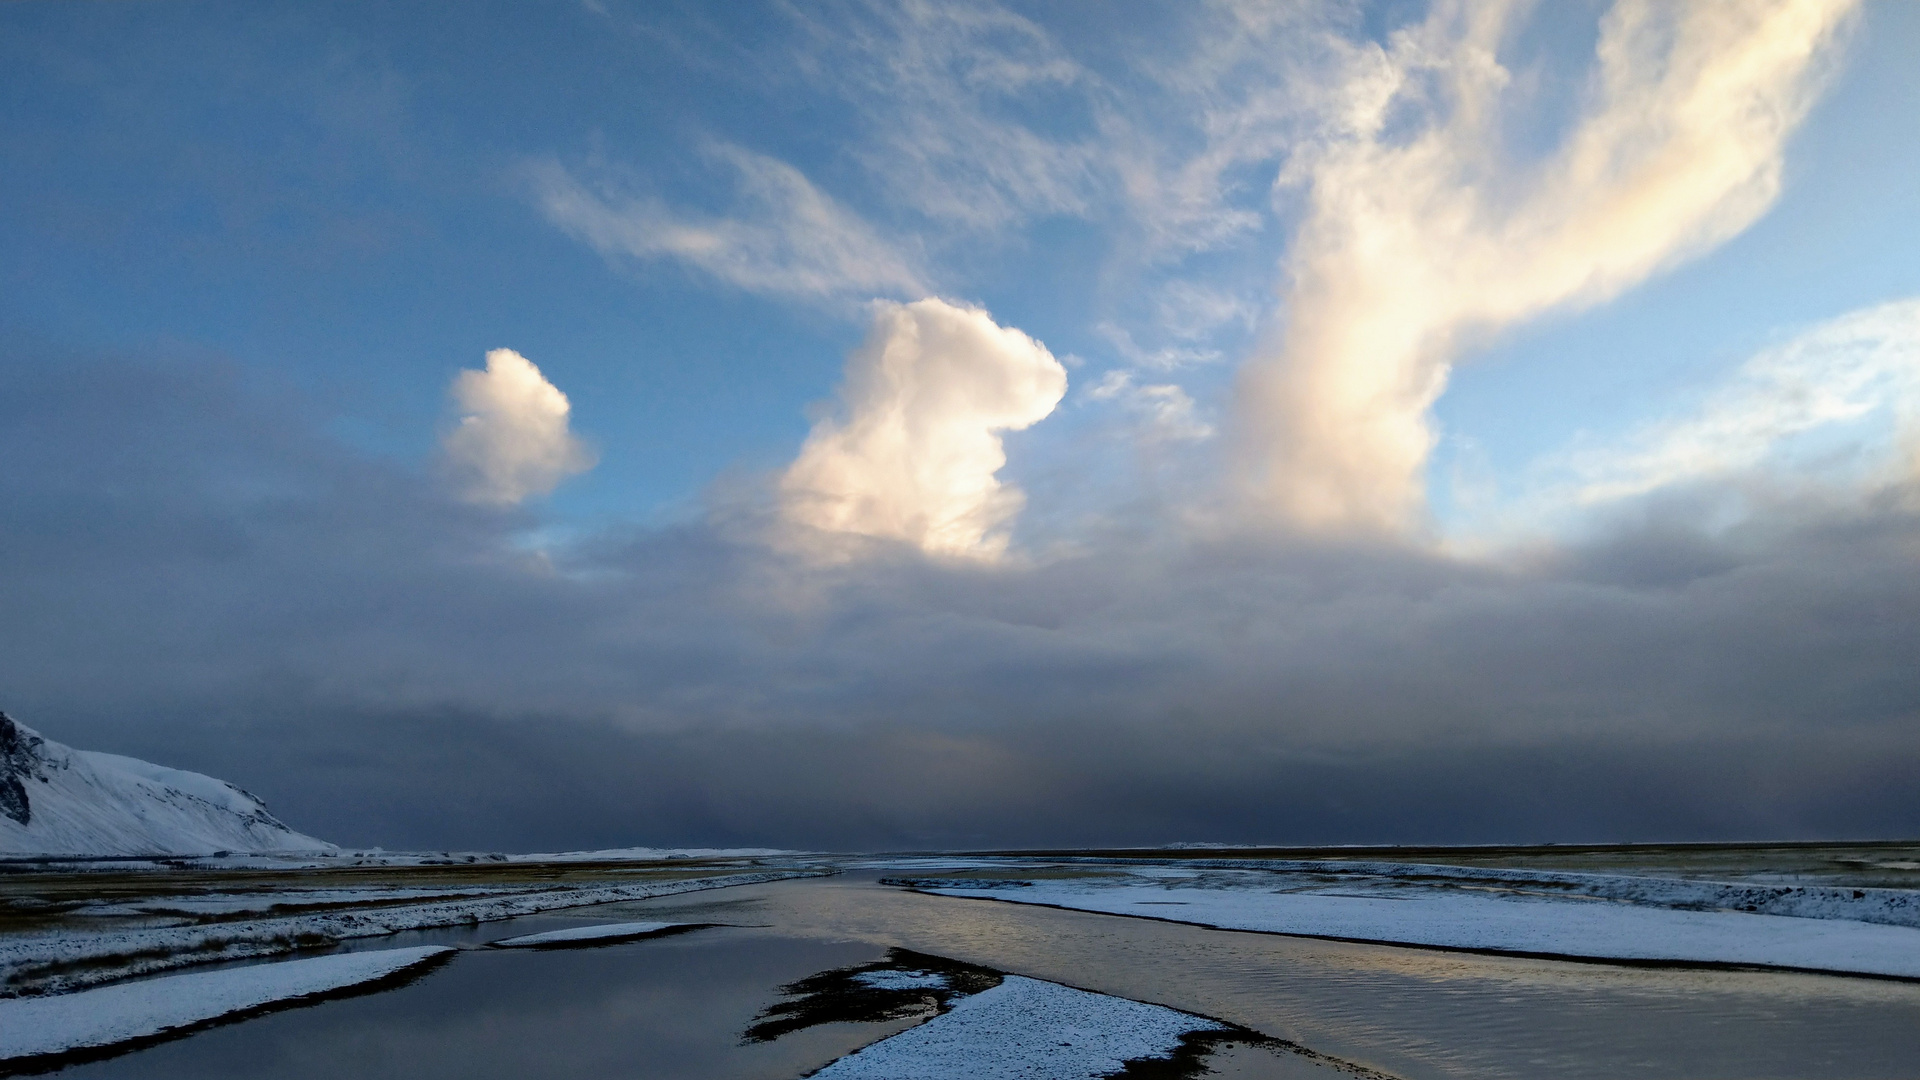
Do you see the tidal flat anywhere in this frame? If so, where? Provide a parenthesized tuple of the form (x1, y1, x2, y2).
(5, 847, 1920, 1079)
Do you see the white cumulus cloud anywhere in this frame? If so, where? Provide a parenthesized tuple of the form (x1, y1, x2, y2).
(780, 298, 1067, 559)
(442, 349, 596, 506)
(1238, 0, 1857, 533)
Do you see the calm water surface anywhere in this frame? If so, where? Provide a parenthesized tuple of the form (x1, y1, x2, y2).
(52, 872, 1920, 1080)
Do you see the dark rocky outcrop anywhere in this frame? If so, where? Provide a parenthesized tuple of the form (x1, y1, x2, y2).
(0, 711, 47, 826)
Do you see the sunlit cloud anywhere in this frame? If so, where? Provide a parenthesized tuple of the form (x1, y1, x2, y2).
(1238, 0, 1857, 533)
(442, 349, 596, 506)
(780, 298, 1067, 559)
(1453, 297, 1920, 541)
(1564, 299, 1920, 501)
(524, 0, 1866, 545)
(1087, 370, 1213, 444)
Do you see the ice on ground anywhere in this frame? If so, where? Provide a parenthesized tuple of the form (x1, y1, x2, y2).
(922, 877, 1920, 979)
(852, 969, 951, 991)
(488, 921, 683, 948)
(0, 945, 452, 1062)
(811, 975, 1217, 1080)
(852, 969, 950, 991)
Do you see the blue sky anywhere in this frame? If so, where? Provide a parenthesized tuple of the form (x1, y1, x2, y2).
(4, 1, 1919, 848)
(10, 1, 1910, 535)
(1432, 6, 1920, 524)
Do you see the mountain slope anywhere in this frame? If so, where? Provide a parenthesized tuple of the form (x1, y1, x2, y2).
(0, 713, 333, 856)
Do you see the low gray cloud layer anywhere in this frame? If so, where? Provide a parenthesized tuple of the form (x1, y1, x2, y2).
(2, 351, 1916, 849)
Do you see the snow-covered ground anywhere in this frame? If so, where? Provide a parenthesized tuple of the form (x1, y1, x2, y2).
(2, 869, 820, 997)
(0, 946, 452, 1063)
(488, 920, 685, 948)
(1158, 858, 1920, 930)
(0, 714, 332, 857)
(0, 848, 807, 873)
(914, 870, 1920, 978)
(810, 975, 1217, 1080)
(68, 886, 523, 919)
(503, 847, 797, 862)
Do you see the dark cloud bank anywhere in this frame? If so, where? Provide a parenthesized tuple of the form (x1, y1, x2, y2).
(2, 352, 1917, 850)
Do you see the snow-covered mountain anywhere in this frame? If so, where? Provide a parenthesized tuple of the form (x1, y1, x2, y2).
(0, 713, 334, 856)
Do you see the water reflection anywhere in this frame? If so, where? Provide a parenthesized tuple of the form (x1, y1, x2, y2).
(48, 929, 917, 1080)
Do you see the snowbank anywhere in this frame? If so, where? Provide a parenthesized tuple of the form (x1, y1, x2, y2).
(3, 870, 819, 997)
(1167, 858, 1920, 930)
(919, 877, 1920, 978)
(810, 975, 1216, 1080)
(0, 946, 451, 1063)
(489, 921, 685, 948)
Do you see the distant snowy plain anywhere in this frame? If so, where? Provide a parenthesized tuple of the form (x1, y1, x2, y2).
(911, 864, 1920, 979)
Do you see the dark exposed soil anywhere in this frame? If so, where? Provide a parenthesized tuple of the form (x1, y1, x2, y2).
(743, 947, 1001, 1043)
(742, 944, 1389, 1080)
(1104, 1027, 1401, 1080)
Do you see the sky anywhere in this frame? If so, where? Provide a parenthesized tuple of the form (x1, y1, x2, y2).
(2, 0, 1918, 851)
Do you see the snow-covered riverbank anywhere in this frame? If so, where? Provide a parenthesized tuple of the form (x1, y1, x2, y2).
(911, 869, 1920, 978)
(0, 946, 452, 1064)
(1, 869, 820, 997)
(811, 975, 1217, 1080)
